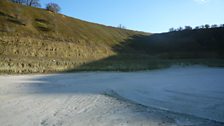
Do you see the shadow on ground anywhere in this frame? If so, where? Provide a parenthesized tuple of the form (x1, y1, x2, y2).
(65, 27, 224, 72)
(19, 29, 224, 125)
(26, 27, 224, 94)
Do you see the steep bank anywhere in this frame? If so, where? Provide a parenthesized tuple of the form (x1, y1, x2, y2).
(0, 1, 147, 73)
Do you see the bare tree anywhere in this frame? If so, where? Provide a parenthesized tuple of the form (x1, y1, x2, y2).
(46, 3, 61, 13)
(200, 25, 205, 29)
(177, 27, 183, 31)
(10, 0, 41, 7)
(118, 24, 122, 28)
(169, 28, 175, 32)
(27, 0, 41, 7)
(118, 24, 126, 29)
(10, 0, 25, 4)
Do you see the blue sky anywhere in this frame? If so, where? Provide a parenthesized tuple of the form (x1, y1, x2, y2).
(40, 0, 224, 33)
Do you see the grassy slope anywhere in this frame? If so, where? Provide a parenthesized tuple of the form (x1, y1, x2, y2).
(74, 28, 224, 72)
(0, 1, 223, 74)
(0, 1, 147, 73)
(0, 1, 143, 44)
(130, 28, 224, 58)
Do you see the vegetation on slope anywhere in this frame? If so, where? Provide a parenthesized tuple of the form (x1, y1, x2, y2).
(0, 0, 223, 74)
(73, 27, 224, 72)
(0, 0, 147, 73)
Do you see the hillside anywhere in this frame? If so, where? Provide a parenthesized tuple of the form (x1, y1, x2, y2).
(75, 28, 224, 72)
(0, 0, 224, 73)
(129, 28, 224, 58)
(0, 0, 147, 73)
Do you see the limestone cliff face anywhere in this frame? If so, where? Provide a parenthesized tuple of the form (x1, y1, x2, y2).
(0, 35, 117, 73)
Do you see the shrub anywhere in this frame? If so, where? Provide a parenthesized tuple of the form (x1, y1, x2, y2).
(211, 24, 218, 28)
(34, 18, 55, 31)
(205, 24, 210, 29)
(46, 3, 61, 13)
(184, 26, 192, 30)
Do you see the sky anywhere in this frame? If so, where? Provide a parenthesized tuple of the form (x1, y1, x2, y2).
(40, 0, 224, 33)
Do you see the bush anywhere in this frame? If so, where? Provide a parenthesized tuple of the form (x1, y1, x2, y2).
(46, 3, 61, 13)
(7, 17, 27, 26)
(34, 18, 54, 31)
(184, 26, 192, 30)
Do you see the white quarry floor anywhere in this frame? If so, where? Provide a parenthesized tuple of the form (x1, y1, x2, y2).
(0, 66, 224, 126)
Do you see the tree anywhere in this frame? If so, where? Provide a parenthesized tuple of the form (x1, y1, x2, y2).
(220, 24, 224, 27)
(205, 24, 210, 29)
(177, 27, 183, 31)
(211, 24, 218, 28)
(194, 26, 200, 30)
(200, 25, 205, 29)
(169, 28, 175, 32)
(10, 0, 25, 4)
(46, 3, 61, 13)
(118, 24, 126, 29)
(184, 26, 192, 30)
(10, 0, 41, 7)
(26, 0, 41, 7)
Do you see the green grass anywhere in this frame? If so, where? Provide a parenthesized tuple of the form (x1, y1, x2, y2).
(0, 1, 144, 42)
(34, 19, 54, 31)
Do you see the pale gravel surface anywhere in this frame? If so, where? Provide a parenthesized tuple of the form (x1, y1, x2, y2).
(0, 66, 224, 126)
